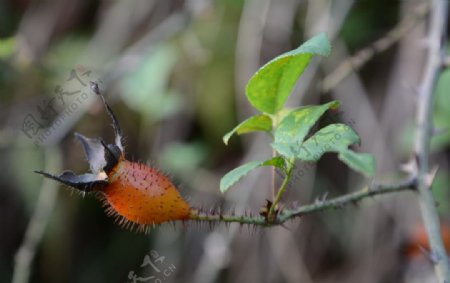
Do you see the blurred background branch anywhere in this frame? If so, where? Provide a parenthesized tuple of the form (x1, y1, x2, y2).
(321, 1, 430, 93)
(11, 147, 62, 283)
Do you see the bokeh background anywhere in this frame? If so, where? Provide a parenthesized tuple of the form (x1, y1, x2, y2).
(1, 1, 449, 283)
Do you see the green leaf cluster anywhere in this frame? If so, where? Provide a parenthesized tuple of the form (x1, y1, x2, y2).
(221, 33, 375, 193)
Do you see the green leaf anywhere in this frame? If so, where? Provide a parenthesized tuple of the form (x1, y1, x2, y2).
(302, 124, 377, 176)
(246, 33, 331, 114)
(296, 124, 360, 161)
(262, 156, 286, 169)
(220, 157, 285, 193)
(272, 123, 375, 177)
(337, 149, 376, 177)
(223, 114, 272, 145)
(272, 101, 340, 157)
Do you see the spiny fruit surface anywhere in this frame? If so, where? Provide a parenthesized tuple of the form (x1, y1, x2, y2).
(104, 159, 191, 226)
(34, 83, 194, 232)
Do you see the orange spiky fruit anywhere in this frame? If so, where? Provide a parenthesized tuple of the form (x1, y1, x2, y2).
(35, 82, 191, 232)
(104, 159, 190, 226)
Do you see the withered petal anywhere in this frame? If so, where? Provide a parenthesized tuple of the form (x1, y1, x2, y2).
(34, 170, 108, 192)
(75, 133, 107, 174)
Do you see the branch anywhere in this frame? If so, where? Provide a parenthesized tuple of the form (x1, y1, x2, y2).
(268, 158, 295, 221)
(189, 176, 416, 226)
(12, 147, 62, 283)
(413, 0, 449, 282)
(321, 2, 430, 93)
(277, 176, 415, 224)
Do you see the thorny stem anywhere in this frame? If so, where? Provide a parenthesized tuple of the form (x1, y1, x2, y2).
(413, 0, 449, 282)
(277, 176, 415, 223)
(190, 210, 266, 226)
(267, 158, 296, 221)
(189, 176, 416, 226)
